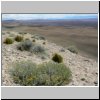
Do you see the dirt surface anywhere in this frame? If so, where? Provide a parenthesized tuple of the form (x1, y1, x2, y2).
(2, 31, 98, 86)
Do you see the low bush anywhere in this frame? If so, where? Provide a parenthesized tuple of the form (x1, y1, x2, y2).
(4, 37, 14, 44)
(9, 61, 37, 86)
(37, 62, 72, 86)
(67, 46, 78, 54)
(39, 36, 45, 40)
(52, 53, 63, 63)
(17, 40, 33, 51)
(9, 61, 72, 86)
(15, 35, 23, 42)
(30, 44, 45, 54)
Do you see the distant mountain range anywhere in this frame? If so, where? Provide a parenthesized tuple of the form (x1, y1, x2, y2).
(2, 18, 98, 28)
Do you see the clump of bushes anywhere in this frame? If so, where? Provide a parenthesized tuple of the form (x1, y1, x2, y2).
(17, 40, 46, 55)
(52, 53, 63, 63)
(38, 62, 72, 86)
(4, 37, 14, 44)
(15, 35, 23, 42)
(30, 44, 45, 54)
(9, 61, 72, 86)
(9, 61, 37, 86)
(67, 46, 78, 54)
(17, 40, 33, 51)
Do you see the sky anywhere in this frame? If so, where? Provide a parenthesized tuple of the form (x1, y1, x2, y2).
(2, 14, 98, 20)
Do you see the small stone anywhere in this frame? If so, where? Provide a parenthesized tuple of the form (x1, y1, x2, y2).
(60, 48, 65, 52)
(84, 59, 90, 62)
(95, 72, 98, 75)
(94, 81, 98, 85)
(81, 78, 85, 81)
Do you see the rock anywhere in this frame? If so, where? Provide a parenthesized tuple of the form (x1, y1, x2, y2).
(94, 81, 98, 85)
(81, 78, 86, 81)
(60, 48, 65, 52)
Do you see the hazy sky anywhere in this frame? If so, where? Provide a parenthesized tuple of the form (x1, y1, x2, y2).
(2, 14, 98, 20)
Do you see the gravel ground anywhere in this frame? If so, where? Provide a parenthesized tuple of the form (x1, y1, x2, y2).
(2, 31, 98, 86)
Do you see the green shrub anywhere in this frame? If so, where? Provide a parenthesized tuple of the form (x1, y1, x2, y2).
(52, 53, 63, 63)
(9, 61, 37, 86)
(37, 62, 72, 86)
(30, 44, 45, 54)
(17, 40, 33, 51)
(9, 61, 72, 86)
(15, 35, 23, 42)
(67, 46, 78, 54)
(4, 38, 14, 44)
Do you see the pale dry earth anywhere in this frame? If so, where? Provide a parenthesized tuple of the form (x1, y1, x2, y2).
(2, 31, 98, 86)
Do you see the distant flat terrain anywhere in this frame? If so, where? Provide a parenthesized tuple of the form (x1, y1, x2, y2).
(2, 19, 98, 60)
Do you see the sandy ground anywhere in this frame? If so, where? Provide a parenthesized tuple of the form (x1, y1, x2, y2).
(2, 31, 98, 86)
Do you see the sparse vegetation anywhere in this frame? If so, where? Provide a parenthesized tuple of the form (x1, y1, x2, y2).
(67, 46, 78, 54)
(4, 37, 14, 44)
(30, 44, 45, 54)
(15, 35, 23, 42)
(9, 61, 72, 86)
(33, 35, 46, 40)
(17, 40, 33, 51)
(9, 34, 15, 37)
(52, 53, 63, 63)
(38, 62, 72, 86)
(39, 36, 45, 40)
(9, 61, 37, 86)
